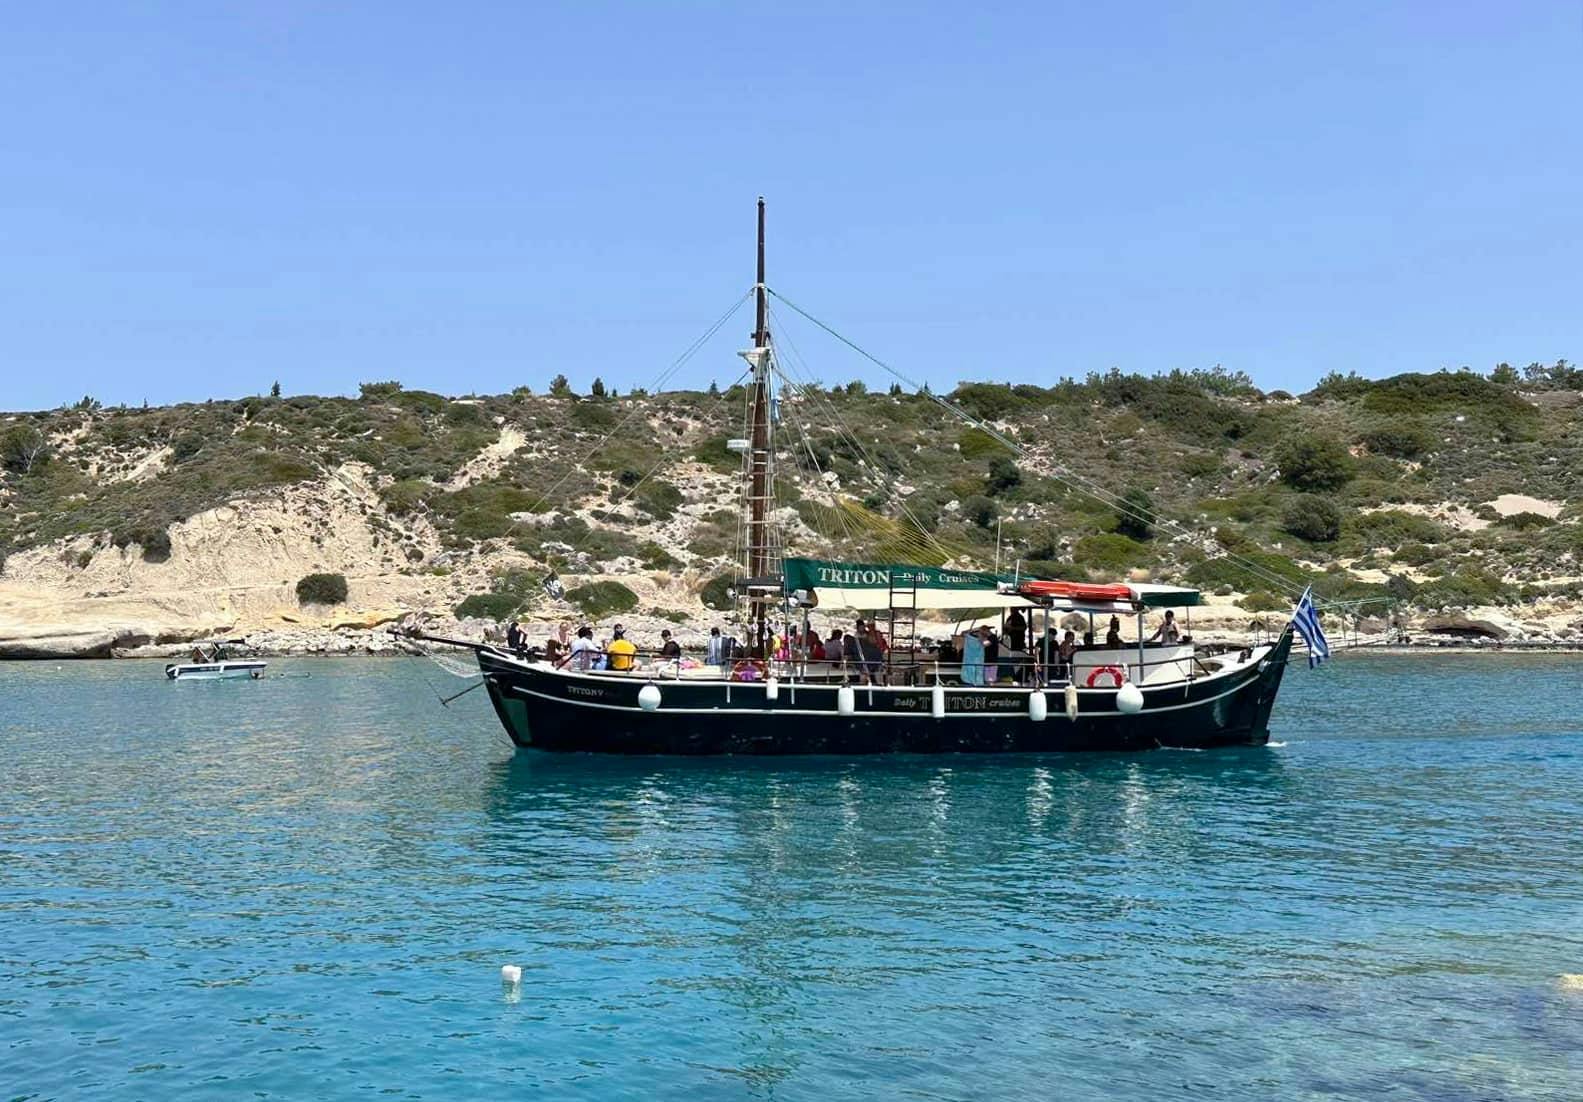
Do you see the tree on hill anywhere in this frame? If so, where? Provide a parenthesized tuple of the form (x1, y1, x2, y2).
(1276, 435, 1353, 492)
(590, 377, 607, 398)
(0, 424, 49, 474)
(1115, 488, 1155, 541)
(1282, 495, 1342, 542)
(985, 457, 1021, 495)
(270, 381, 282, 398)
(549, 374, 573, 397)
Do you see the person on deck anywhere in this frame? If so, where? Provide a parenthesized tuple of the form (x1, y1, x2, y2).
(1057, 630, 1079, 680)
(983, 627, 1000, 684)
(860, 625, 887, 685)
(659, 629, 681, 660)
(1005, 608, 1027, 653)
(606, 628, 637, 672)
(1146, 610, 1181, 645)
(544, 638, 564, 666)
(569, 626, 599, 671)
(806, 628, 826, 661)
(840, 631, 863, 676)
(1105, 616, 1123, 647)
(706, 626, 724, 667)
(505, 620, 524, 654)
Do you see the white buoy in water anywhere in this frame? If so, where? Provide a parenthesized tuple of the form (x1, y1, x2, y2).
(837, 685, 856, 716)
(765, 676, 779, 702)
(931, 682, 946, 718)
(1116, 682, 1144, 715)
(501, 964, 522, 986)
(637, 683, 662, 712)
(1027, 691, 1047, 722)
(1065, 682, 1079, 721)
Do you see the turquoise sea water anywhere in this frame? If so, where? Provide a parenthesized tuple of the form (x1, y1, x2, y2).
(3, 655, 1583, 1100)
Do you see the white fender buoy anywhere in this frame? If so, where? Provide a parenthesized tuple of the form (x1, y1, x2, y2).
(765, 676, 779, 702)
(501, 964, 522, 986)
(1027, 691, 1047, 722)
(637, 683, 662, 712)
(837, 685, 856, 716)
(1065, 682, 1079, 721)
(1116, 682, 1144, 715)
(931, 682, 946, 718)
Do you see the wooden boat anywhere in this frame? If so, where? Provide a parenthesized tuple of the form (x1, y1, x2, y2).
(421, 199, 1300, 754)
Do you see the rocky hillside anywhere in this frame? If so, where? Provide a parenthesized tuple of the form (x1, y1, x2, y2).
(2, 362, 1580, 657)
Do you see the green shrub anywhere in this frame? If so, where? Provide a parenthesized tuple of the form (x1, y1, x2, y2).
(1358, 421, 1434, 459)
(1242, 590, 1286, 612)
(693, 434, 740, 473)
(1276, 435, 1353, 492)
(958, 427, 1008, 460)
(700, 573, 735, 611)
(455, 592, 522, 621)
(1351, 510, 1444, 548)
(984, 457, 1022, 495)
(296, 572, 349, 605)
(961, 494, 998, 529)
(1501, 511, 1554, 530)
(1185, 551, 1305, 592)
(1071, 532, 1150, 574)
(1114, 488, 1155, 541)
(638, 541, 680, 569)
(631, 478, 683, 520)
(1282, 495, 1342, 542)
(566, 580, 638, 618)
(170, 431, 205, 463)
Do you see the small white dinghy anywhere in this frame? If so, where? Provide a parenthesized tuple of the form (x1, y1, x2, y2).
(165, 640, 266, 681)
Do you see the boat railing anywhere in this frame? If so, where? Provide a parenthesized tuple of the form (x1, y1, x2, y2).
(520, 640, 1252, 689)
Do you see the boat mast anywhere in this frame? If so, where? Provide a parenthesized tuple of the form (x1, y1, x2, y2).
(746, 197, 772, 657)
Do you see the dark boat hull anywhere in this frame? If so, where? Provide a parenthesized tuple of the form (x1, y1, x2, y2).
(475, 630, 1293, 755)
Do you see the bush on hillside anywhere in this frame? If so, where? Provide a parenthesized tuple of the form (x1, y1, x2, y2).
(1351, 509, 1444, 548)
(1281, 495, 1342, 542)
(1071, 532, 1150, 574)
(296, 572, 349, 605)
(1501, 511, 1554, 530)
(984, 457, 1022, 495)
(1358, 421, 1434, 460)
(699, 573, 735, 611)
(455, 592, 521, 621)
(567, 580, 638, 619)
(1114, 488, 1155, 541)
(1276, 435, 1353, 492)
(960, 494, 998, 529)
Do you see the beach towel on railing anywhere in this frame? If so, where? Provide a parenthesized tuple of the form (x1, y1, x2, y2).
(961, 631, 985, 686)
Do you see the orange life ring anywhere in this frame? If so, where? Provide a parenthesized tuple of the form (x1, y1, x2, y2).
(1085, 665, 1126, 688)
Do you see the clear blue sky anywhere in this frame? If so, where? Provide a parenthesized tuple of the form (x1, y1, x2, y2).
(3, 2, 1579, 409)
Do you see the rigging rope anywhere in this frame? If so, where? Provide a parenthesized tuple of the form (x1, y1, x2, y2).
(525, 288, 753, 516)
(765, 286, 1309, 598)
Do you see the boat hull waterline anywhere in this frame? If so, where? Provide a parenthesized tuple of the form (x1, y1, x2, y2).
(475, 630, 1292, 755)
(165, 661, 268, 681)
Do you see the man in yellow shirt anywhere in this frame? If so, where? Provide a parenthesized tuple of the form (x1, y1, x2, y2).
(606, 628, 637, 672)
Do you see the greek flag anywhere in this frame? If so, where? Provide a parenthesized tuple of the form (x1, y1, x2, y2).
(1291, 586, 1331, 668)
